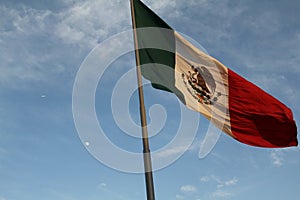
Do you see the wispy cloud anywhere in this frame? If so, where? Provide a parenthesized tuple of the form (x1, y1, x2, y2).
(200, 175, 210, 182)
(270, 151, 284, 167)
(211, 190, 233, 198)
(53, 0, 129, 47)
(0, 0, 130, 89)
(223, 178, 238, 187)
(200, 175, 238, 198)
(98, 182, 107, 190)
(180, 184, 197, 193)
(155, 145, 188, 158)
(200, 175, 238, 187)
(154, 135, 200, 159)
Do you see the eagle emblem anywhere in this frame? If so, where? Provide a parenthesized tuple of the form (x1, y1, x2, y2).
(181, 65, 221, 105)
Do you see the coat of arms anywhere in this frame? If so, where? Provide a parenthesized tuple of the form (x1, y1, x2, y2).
(181, 65, 221, 105)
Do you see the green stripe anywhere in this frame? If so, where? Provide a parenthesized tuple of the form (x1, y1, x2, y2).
(133, 0, 175, 92)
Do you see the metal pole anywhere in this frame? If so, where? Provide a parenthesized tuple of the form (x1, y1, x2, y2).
(129, 0, 155, 200)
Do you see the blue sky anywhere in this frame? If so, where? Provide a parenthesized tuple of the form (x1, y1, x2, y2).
(1, 0, 300, 199)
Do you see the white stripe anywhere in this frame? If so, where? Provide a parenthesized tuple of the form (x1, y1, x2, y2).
(174, 32, 232, 136)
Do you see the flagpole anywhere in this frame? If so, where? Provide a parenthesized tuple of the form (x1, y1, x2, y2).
(130, 0, 155, 200)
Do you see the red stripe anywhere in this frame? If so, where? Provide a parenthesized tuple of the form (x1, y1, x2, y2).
(228, 69, 298, 147)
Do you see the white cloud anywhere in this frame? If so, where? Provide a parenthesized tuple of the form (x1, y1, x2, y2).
(200, 176, 210, 182)
(0, 0, 130, 88)
(211, 190, 232, 198)
(200, 175, 221, 184)
(180, 185, 197, 193)
(155, 135, 198, 158)
(224, 178, 238, 186)
(217, 177, 238, 188)
(270, 151, 284, 167)
(98, 182, 107, 190)
(53, 0, 130, 47)
(200, 175, 238, 197)
(0, 6, 63, 86)
(54, 22, 85, 44)
(146, 0, 176, 11)
(156, 145, 187, 158)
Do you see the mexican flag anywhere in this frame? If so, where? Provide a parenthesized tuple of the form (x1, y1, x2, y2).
(131, 0, 298, 147)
